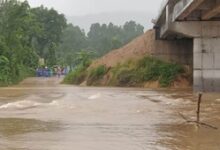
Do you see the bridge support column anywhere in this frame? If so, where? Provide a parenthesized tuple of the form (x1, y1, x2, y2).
(194, 38, 220, 92)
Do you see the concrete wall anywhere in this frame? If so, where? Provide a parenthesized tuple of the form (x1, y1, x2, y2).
(194, 38, 220, 92)
(152, 38, 193, 67)
(155, 0, 220, 91)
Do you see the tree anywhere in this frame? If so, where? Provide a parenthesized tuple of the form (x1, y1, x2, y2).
(75, 50, 94, 67)
(87, 21, 144, 56)
(111, 37, 122, 50)
(123, 21, 144, 43)
(56, 24, 88, 66)
(0, 0, 67, 85)
(0, 0, 39, 83)
(0, 55, 10, 83)
(31, 6, 67, 66)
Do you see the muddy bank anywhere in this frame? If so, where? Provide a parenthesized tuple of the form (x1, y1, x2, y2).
(64, 57, 191, 89)
(64, 29, 192, 88)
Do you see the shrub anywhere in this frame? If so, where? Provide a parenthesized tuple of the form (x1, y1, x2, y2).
(159, 63, 183, 87)
(90, 65, 107, 78)
(113, 57, 184, 87)
(87, 65, 107, 85)
(116, 68, 138, 86)
(0, 55, 10, 85)
(141, 57, 184, 87)
(17, 65, 35, 82)
(63, 56, 185, 88)
(0, 56, 34, 86)
(63, 65, 87, 84)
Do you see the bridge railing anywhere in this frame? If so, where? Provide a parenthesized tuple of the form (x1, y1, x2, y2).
(172, 0, 194, 21)
(156, 0, 194, 38)
(160, 4, 175, 38)
(155, 0, 169, 23)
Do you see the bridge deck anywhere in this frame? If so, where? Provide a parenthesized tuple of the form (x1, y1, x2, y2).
(155, 0, 220, 39)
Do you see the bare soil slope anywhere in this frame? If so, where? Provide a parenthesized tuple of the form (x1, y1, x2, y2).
(91, 29, 155, 68)
(91, 29, 192, 69)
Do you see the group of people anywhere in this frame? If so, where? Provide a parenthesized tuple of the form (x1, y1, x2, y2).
(36, 66, 69, 78)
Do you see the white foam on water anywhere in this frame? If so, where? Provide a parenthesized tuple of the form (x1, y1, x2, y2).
(88, 93, 101, 100)
(148, 95, 192, 106)
(49, 100, 59, 106)
(0, 100, 41, 109)
(0, 100, 59, 110)
(216, 99, 220, 102)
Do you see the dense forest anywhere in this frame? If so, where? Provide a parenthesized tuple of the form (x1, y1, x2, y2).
(0, 0, 144, 85)
(0, 0, 66, 85)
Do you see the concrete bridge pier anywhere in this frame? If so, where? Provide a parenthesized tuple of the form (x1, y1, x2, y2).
(155, 0, 220, 92)
(165, 21, 220, 92)
(194, 38, 220, 92)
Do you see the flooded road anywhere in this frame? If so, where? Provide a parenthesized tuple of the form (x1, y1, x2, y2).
(0, 77, 220, 150)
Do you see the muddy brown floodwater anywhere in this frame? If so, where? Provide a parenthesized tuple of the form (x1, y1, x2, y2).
(0, 77, 220, 150)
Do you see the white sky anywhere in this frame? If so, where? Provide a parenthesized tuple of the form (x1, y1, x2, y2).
(27, 0, 164, 16)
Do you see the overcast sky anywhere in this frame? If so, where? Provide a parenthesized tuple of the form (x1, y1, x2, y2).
(27, 0, 164, 16)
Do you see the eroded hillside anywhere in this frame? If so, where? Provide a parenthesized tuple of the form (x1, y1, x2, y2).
(64, 29, 193, 88)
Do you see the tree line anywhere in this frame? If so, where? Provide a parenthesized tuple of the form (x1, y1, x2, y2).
(57, 21, 144, 67)
(0, 0, 144, 85)
(0, 0, 66, 84)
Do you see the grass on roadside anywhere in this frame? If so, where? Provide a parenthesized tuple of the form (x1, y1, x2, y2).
(63, 56, 185, 87)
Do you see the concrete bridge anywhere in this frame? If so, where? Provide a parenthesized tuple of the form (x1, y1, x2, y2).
(154, 0, 220, 92)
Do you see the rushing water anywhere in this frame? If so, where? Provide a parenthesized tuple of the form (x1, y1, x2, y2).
(0, 77, 219, 150)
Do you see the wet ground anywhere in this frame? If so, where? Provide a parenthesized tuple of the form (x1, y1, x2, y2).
(0, 77, 220, 150)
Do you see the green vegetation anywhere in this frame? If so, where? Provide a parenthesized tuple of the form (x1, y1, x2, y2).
(0, 0, 66, 85)
(61, 21, 145, 86)
(56, 24, 88, 67)
(89, 65, 107, 79)
(31, 6, 67, 66)
(0, 56, 10, 85)
(63, 50, 93, 84)
(56, 21, 144, 66)
(87, 65, 107, 85)
(87, 21, 144, 56)
(0, 0, 146, 87)
(63, 65, 87, 84)
(64, 56, 185, 88)
(113, 57, 184, 87)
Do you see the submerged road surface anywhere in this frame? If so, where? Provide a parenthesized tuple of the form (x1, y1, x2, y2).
(0, 77, 220, 150)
